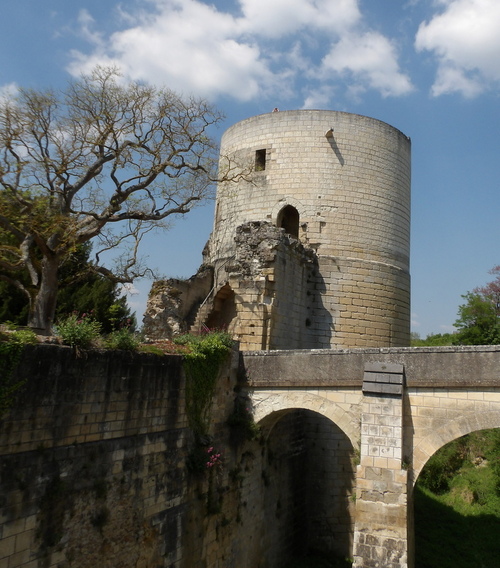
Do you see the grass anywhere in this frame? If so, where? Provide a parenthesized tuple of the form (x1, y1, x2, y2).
(415, 429, 500, 568)
(415, 485, 500, 568)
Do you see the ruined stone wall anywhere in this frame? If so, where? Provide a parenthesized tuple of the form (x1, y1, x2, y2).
(0, 346, 189, 568)
(218, 222, 324, 350)
(0, 346, 355, 568)
(143, 268, 213, 340)
(210, 110, 411, 348)
(264, 234, 325, 350)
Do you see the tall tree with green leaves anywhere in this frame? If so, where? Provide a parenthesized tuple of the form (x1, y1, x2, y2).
(454, 266, 500, 345)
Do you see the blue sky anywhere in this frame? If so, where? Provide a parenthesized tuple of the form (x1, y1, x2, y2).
(1, 0, 499, 337)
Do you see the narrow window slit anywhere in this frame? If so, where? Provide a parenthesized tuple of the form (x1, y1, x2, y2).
(255, 149, 266, 171)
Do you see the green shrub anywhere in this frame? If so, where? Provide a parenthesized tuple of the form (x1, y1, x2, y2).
(55, 313, 101, 348)
(418, 437, 467, 494)
(105, 328, 140, 351)
(10, 329, 37, 345)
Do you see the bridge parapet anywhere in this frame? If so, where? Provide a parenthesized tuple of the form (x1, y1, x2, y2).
(240, 345, 500, 388)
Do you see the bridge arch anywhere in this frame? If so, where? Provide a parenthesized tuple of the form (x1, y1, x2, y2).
(251, 397, 357, 561)
(252, 391, 360, 450)
(412, 410, 500, 484)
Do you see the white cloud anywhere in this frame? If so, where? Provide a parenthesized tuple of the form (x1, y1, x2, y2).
(321, 31, 413, 97)
(302, 85, 335, 109)
(415, 0, 500, 96)
(119, 283, 140, 296)
(67, 0, 412, 104)
(69, 0, 280, 101)
(0, 82, 18, 100)
(238, 0, 361, 38)
(439, 324, 456, 332)
(76, 9, 105, 47)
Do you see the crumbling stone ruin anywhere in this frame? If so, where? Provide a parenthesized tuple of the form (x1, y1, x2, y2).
(143, 267, 213, 339)
(143, 110, 411, 350)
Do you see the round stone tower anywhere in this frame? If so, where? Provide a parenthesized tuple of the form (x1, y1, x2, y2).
(203, 109, 411, 349)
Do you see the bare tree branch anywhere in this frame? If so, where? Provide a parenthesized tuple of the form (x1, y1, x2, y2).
(0, 66, 246, 331)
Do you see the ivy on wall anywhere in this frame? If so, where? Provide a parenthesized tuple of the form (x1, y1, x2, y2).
(175, 331, 233, 515)
(174, 331, 233, 440)
(0, 328, 36, 416)
(227, 388, 261, 446)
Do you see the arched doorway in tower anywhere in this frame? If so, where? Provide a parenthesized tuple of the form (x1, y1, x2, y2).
(277, 205, 300, 239)
(205, 283, 236, 331)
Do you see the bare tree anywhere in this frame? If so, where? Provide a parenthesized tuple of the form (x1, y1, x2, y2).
(0, 67, 233, 332)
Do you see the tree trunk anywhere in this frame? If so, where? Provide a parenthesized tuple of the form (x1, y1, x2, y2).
(28, 254, 60, 334)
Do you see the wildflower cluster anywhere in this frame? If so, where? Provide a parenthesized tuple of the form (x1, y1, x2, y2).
(55, 312, 101, 348)
(206, 447, 222, 470)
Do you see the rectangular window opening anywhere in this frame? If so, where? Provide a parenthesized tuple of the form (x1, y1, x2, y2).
(255, 149, 266, 171)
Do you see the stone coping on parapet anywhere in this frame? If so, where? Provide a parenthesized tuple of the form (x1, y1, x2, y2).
(239, 345, 500, 389)
(222, 108, 411, 142)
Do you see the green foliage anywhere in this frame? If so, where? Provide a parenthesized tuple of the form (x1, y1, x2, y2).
(187, 444, 223, 474)
(55, 243, 136, 333)
(0, 67, 226, 331)
(417, 436, 467, 493)
(453, 267, 500, 345)
(416, 429, 500, 567)
(410, 332, 456, 346)
(490, 437, 500, 495)
(0, 242, 136, 332)
(227, 391, 260, 444)
(0, 280, 30, 325)
(175, 331, 233, 438)
(55, 313, 102, 349)
(415, 484, 500, 568)
(454, 291, 500, 345)
(138, 344, 166, 356)
(0, 328, 37, 415)
(106, 301, 135, 333)
(104, 328, 140, 351)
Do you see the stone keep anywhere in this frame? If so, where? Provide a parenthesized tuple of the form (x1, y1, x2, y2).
(144, 109, 411, 350)
(199, 109, 411, 350)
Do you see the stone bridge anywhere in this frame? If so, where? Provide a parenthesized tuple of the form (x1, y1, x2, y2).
(240, 345, 500, 568)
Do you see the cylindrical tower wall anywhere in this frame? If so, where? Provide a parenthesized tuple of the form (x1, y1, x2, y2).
(210, 110, 411, 348)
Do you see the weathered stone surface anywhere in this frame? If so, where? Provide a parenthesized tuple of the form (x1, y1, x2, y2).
(241, 345, 500, 388)
(143, 266, 213, 340)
